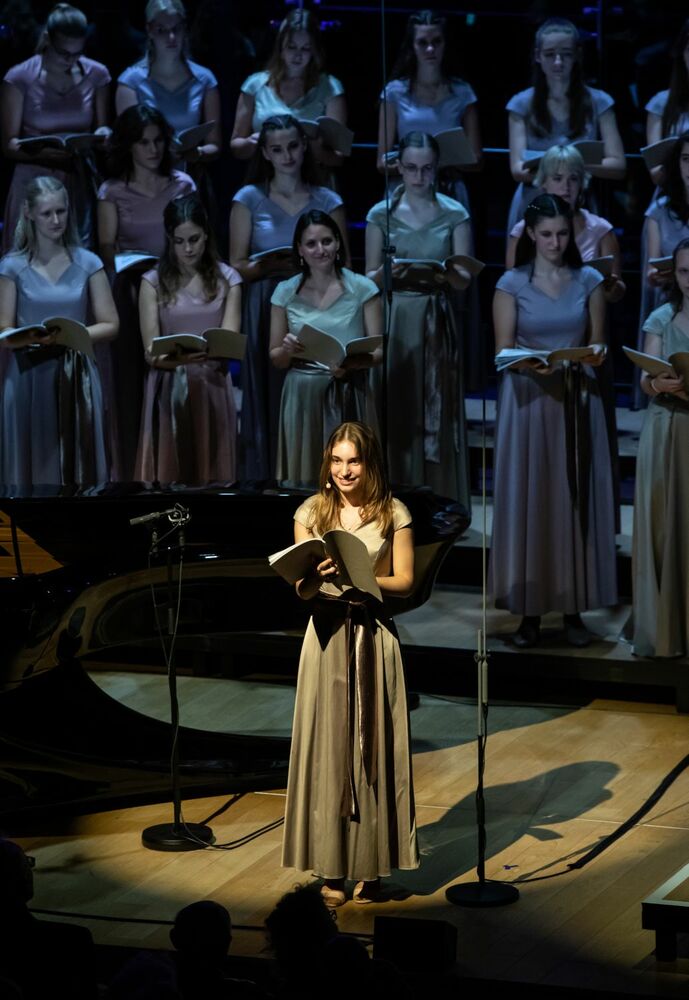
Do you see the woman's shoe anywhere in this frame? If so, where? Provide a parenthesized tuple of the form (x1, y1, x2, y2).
(511, 616, 541, 648)
(353, 879, 382, 904)
(563, 614, 592, 648)
(320, 880, 346, 908)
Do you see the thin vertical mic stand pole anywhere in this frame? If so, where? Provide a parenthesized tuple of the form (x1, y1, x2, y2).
(142, 518, 214, 851)
(379, 0, 395, 473)
(445, 382, 519, 907)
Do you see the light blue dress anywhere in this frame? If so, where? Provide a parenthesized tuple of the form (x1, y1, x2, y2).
(241, 70, 344, 131)
(489, 264, 617, 616)
(118, 59, 218, 136)
(645, 90, 689, 137)
(271, 268, 379, 489)
(232, 183, 342, 481)
(505, 85, 614, 231)
(0, 248, 109, 490)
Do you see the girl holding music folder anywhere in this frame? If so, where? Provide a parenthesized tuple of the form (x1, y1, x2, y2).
(491, 194, 617, 649)
(230, 9, 346, 172)
(628, 238, 689, 657)
(136, 193, 241, 485)
(269, 211, 380, 489)
(278, 420, 419, 905)
(506, 17, 624, 233)
(230, 115, 346, 481)
(365, 130, 473, 512)
(1, 3, 111, 253)
(0, 175, 117, 488)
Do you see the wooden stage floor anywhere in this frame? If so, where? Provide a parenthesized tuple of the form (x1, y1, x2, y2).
(6, 674, 689, 997)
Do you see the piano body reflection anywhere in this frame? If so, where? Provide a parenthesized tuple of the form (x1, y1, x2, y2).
(0, 485, 467, 815)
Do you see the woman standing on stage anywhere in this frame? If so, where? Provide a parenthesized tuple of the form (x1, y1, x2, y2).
(0, 175, 117, 487)
(491, 194, 617, 648)
(230, 8, 346, 172)
(377, 8, 482, 206)
(230, 115, 346, 481)
(630, 238, 689, 657)
(1, 3, 111, 252)
(97, 104, 195, 479)
(136, 193, 241, 485)
(506, 17, 624, 232)
(365, 131, 472, 510)
(270, 210, 380, 490)
(282, 420, 419, 906)
(116, 0, 220, 167)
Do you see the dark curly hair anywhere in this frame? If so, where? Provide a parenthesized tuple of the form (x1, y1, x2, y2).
(106, 105, 174, 182)
(157, 192, 226, 306)
(514, 193, 583, 269)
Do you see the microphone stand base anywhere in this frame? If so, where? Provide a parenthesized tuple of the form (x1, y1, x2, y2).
(142, 822, 214, 852)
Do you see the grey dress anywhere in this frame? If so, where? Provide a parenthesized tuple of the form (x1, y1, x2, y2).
(366, 194, 471, 510)
(272, 269, 380, 489)
(505, 86, 614, 232)
(233, 183, 342, 481)
(282, 495, 419, 881)
(630, 303, 689, 657)
(0, 248, 109, 489)
(489, 265, 617, 616)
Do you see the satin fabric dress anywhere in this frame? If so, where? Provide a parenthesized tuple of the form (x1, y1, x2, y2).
(629, 304, 689, 657)
(271, 269, 379, 489)
(366, 194, 471, 510)
(282, 495, 419, 881)
(505, 86, 614, 232)
(135, 263, 241, 485)
(489, 265, 617, 616)
(96, 171, 195, 481)
(2, 54, 111, 252)
(0, 248, 109, 490)
(232, 183, 342, 481)
(240, 71, 344, 132)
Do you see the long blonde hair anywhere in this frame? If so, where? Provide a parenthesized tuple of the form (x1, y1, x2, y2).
(307, 422, 394, 538)
(13, 176, 78, 257)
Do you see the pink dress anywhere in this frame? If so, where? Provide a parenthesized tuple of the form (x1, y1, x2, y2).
(96, 171, 195, 257)
(135, 263, 242, 485)
(2, 54, 111, 251)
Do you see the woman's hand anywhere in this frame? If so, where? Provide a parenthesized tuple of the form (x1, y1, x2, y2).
(580, 343, 607, 367)
(282, 333, 304, 357)
(650, 370, 686, 399)
(315, 556, 338, 581)
(647, 266, 672, 289)
(602, 273, 625, 303)
(511, 358, 552, 374)
(340, 352, 375, 371)
(4, 326, 57, 349)
(150, 351, 208, 370)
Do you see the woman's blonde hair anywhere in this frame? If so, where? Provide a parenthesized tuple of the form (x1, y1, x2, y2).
(13, 176, 78, 257)
(36, 3, 87, 53)
(535, 143, 589, 203)
(307, 422, 394, 538)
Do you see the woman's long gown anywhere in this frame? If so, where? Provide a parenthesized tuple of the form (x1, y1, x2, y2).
(366, 193, 471, 511)
(272, 268, 379, 489)
(490, 264, 617, 615)
(281, 494, 419, 881)
(630, 303, 689, 657)
(2, 54, 110, 252)
(135, 262, 241, 485)
(232, 182, 342, 481)
(0, 247, 109, 489)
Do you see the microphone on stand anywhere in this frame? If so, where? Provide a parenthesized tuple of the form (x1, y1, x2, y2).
(129, 504, 191, 527)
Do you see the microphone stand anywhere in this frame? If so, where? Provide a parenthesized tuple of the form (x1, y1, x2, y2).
(132, 505, 214, 851)
(379, 0, 395, 474)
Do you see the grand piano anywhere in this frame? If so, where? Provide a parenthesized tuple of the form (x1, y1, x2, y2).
(0, 483, 467, 816)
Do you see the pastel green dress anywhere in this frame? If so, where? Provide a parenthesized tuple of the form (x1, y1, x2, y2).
(271, 269, 380, 488)
(366, 193, 471, 509)
(281, 495, 419, 881)
(631, 303, 689, 657)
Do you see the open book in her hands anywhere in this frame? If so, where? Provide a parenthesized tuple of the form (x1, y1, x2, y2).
(495, 345, 599, 372)
(393, 254, 484, 289)
(115, 252, 159, 274)
(586, 255, 614, 277)
(640, 137, 677, 171)
(269, 530, 382, 601)
(434, 127, 477, 168)
(296, 324, 383, 368)
(0, 316, 94, 358)
(171, 120, 216, 155)
(15, 132, 106, 154)
(298, 116, 354, 155)
(648, 256, 674, 275)
(150, 329, 247, 360)
(624, 347, 689, 382)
